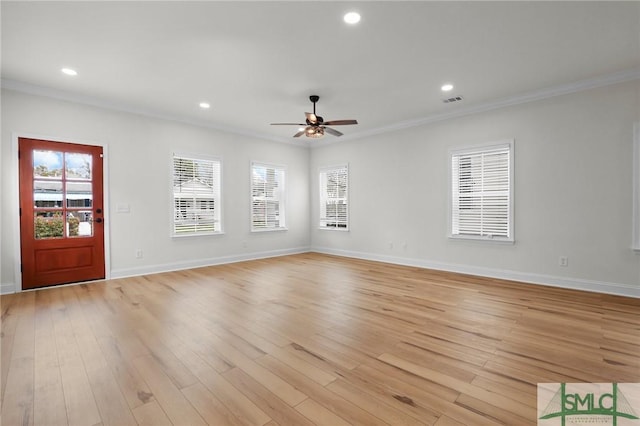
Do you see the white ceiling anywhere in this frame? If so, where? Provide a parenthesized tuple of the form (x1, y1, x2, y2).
(2, 1, 639, 144)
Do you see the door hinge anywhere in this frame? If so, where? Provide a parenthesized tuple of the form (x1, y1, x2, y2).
(19, 207, 22, 217)
(20, 264, 23, 273)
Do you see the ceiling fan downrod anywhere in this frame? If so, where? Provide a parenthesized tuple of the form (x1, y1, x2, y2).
(309, 95, 320, 114)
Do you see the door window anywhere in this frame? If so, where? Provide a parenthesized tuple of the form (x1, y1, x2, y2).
(32, 149, 94, 239)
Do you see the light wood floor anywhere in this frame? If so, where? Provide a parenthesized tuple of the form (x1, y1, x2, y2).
(1, 253, 639, 426)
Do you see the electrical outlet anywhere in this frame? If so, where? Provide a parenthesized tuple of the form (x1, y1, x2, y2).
(559, 256, 568, 267)
(388, 242, 393, 249)
(136, 249, 143, 259)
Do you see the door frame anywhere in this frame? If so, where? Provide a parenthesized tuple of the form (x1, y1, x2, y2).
(11, 132, 111, 292)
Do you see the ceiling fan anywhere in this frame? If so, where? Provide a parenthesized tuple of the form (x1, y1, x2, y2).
(271, 95, 358, 138)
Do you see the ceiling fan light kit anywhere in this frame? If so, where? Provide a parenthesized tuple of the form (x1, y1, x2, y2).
(271, 95, 358, 139)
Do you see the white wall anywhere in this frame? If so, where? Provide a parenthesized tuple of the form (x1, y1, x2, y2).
(3, 81, 639, 297)
(1, 89, 310, 292)
(310, 80, 640, 297)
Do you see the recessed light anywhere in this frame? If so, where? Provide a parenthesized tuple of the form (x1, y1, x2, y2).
(441, 83, 454, 92)
(344, 12, 361, 24)
(61, 68, 78, 76)
(199, 102, 211, 109)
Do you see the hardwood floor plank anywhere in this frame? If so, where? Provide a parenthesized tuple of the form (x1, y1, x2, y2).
(169, 344, 271, 426)
(58, 287, 137, 425)
(132, 354, 206, 426)
(326, 377, 433, 426)
(9, 292, 35, 362)
(343, 361, 451, 423)
(202, 337, 308, 407)
(1, 253, 638, 426)
(433, 414, 468, 426)
(257, 354, 390, 426)
(182, 382, 260, 426)
(86, 366, 137, 426)
(1, 293, 22, 403)
(95, 335, 157, 410)
(454, 393, 532, 425)
(131, 400, 173, 426)
(378, 353, 537, 419)
(52, 289, 102, 426)
(58, 359, 102, 426)
(33, 290, 67, 426)
(268, 345, 337, 386)
(223, 367, 316, 426)
(295, 398, 353, 426)
(1, 356, 35, 426)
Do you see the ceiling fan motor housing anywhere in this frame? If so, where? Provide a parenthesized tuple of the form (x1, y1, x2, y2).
(270, 94, 357, 138)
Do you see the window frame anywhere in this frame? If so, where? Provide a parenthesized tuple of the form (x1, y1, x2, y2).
(319, 164, 349, 231)
(250, 161, 287, 232)
(448, 140, 514, 243)
(633, 122, 640, 252)
(171, 152, 223, 238)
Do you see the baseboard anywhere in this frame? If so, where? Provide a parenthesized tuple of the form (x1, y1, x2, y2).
(7, 246, 637, 298)
(110, 246, 311, 280)
(312, 246, 640, 299)
(1, 282, 16, 295)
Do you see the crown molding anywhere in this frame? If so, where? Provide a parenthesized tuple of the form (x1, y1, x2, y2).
(4, 67, 639, 149)
(313, 67, 640, 147)
(0, 78, 296, 146)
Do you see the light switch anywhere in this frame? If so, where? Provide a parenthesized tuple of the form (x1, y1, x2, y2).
(116, 203, 130, 213)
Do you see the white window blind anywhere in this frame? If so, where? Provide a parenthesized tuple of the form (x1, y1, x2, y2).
(172, 153, 222, 236)
(319, 165, 348, 230)
(450, 141, 513, 241)
(251, 162, 286, 231)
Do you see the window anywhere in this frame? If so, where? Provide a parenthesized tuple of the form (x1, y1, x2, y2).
(449, 140, 513, 242)
(319, 164, 349, 230)
(172, 153, 222, 236)
(251, 162, 286, 231)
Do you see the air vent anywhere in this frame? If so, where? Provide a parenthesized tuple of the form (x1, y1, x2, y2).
(442, 95, 464, 104)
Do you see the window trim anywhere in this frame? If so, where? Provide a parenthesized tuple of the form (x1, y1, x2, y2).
(448, 139, 514, 243)
(633, 122, 640, 252)
(171, 151, 223, 238)
(250, 161, 287, 232)
(319, 164, 349, 231)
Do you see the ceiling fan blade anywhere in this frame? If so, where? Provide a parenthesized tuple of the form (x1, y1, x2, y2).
(322, 119, 358, 126)
(293, 130, 306, 138)
(324, 126, 343, 137)
(271, 123, 306, 126)
(305, 112, 318, 124)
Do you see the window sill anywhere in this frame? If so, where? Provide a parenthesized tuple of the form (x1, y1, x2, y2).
(251, 227, 288, 233)
(318, 227, 349, 232)
(172, 231, 225, 238)
(448, 234, 514, 244)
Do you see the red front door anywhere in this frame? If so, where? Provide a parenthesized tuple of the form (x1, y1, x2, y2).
(19, 138, 105, 290)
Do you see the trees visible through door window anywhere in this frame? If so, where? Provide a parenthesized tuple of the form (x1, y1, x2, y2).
(32, 149, 93, 239)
